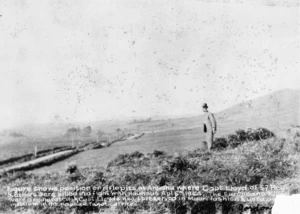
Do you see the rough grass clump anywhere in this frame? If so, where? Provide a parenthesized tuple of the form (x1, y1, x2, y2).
(235, 138, 299, 182)
(185, 149, 211, 161)
(286, 125, 300, 138)
(163, 156, 197, 174)
(149, 150, 167, 157)
(65, 162, 85, 182)
(212, 127, 275, 150)
(107, 151, 146, 168)
(247, 127, 275, 140)
(211, 137, 228, 151)
(0, 171, 29, 182)
(123, 172, 153, 186)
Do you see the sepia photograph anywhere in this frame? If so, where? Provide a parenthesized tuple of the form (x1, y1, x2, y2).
(0, 0, 299, 213)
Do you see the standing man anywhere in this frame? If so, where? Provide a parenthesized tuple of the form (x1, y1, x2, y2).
(202, 103, 217, 151)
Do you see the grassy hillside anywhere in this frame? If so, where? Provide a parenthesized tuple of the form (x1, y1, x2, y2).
(216, 89, 300, 133)
(28, 89, 300, 174)
(0, 88, 298, 172)
(1, 127, 299, 214)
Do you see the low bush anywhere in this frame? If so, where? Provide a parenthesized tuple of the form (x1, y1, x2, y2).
(107, 151, 147, 168)
(163, 156, 197, 174)
(211, 137, 228, 151)
(212, 127, 275, 150)
(150, 150, 167, 157)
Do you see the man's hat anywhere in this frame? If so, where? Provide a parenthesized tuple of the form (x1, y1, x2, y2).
(202, 103, 208, 108)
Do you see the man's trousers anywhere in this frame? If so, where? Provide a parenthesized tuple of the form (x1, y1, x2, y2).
(206, 131, 214, 151)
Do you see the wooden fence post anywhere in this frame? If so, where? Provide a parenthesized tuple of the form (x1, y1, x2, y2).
(72, 137, 74, 148)
(34, 146, 37, 157)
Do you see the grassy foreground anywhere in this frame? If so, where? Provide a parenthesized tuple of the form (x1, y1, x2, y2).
(0, 127, 300, 214)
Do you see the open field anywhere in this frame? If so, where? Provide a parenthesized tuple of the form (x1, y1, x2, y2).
(1, 126, 299, 214)
(29, 89, 299, 174)
(0, 88, 297, 174)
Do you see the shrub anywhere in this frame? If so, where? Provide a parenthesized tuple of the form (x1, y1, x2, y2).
(107, 151, 147, 168)
(286, 126, 300, 140)
(0, 197, 12, 212)
(151, 150, 166, 157)
(163, 156, 197, 173)
(130, 151, 144, 158)
(65, 162, 78, 174)
(211, 137, 228, 151)
(214, 128, 276, 150)
(246, 127, 275, 141)
(65, 163, 85, 182)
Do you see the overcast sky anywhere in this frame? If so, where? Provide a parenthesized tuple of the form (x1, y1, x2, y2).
(0, 0, 299, 129)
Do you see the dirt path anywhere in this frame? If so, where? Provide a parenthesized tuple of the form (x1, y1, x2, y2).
(0, 150, 74, 173)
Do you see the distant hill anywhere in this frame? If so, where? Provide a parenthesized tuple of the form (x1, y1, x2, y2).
(125, 88, 300, 137)
(215, 88, 300, 134)
(3, 89, 299, 139)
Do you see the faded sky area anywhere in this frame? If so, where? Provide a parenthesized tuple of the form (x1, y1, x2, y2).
(0, 0, 299, 129)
